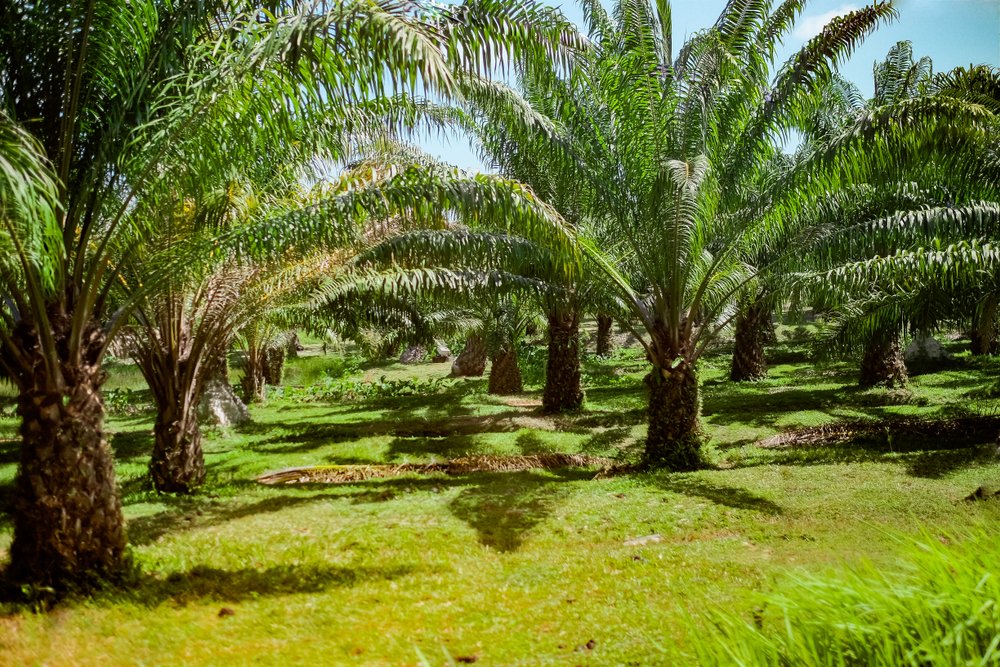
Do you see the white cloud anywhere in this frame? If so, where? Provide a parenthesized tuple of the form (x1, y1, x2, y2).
(793, 4, 860, 41)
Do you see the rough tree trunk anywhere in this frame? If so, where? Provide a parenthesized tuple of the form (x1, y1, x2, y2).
(399, 345, 427, 364)
(730, 300, 770, 382)
(761, 317, 778, 344)
(150, 393, 205, 494)
(262, 346, 285, 386)
(643, 361, 702, 471)
(971, 296, 998, 356)
(199, 361, 250, 428)
(450, 335, 487, 377)
(241, 349, 267, 404)
(542, 309, 583, 413)
(859, 332, 908, 388)
(286, 332, 302, 358)
(596, 314, 614, 357)
(488, 344, 523, 395)
(6, 319, 127, 592)
(135, 336, 210, 494)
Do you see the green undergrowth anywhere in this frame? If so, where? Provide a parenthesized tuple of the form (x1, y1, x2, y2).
(688, 526, 1000, 666)
(0, 332, 998, 665)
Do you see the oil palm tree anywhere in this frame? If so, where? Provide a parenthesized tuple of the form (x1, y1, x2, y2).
(459, 72, 591, 412)
(0, 0, 579, 593)
(793, 57, 1000, 386)
(523, 0, 900, 469)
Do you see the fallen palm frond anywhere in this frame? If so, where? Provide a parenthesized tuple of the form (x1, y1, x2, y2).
(257, 453, 613, 485)
(758, 415, 1000, 449)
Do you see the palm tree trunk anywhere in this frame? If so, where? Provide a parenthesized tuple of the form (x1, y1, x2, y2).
(642, 362, 702, 470)
(859, 332, 907, 388)
(241, 348, 267, 403)
(6, 322, 127, 591)
(200, 358, 250, 427)
(150, 389, 205, 494)
(596, 314, 614, 357)
(450, 335, 487, 377)
(262, 346, 285, 385)
(730, 300, 769, 382)
(971, 295, 998, 356)
(542, 309, 584, 413)
(488, 344, 523, 395)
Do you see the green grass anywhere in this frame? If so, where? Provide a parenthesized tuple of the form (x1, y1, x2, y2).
(0, 335, 999, 665)
(688, 526, 1000, 665)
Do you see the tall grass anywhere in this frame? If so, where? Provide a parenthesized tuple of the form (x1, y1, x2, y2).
(690, 527, 1000, 666)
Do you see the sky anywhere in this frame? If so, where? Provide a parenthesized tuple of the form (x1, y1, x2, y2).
(420, 0, 1000, 172)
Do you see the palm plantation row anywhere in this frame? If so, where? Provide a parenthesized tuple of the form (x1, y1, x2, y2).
(1, 0, 998, 608)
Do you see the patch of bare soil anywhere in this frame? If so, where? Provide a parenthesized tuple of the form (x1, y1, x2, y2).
(257, 453, 615, 485)
(758, 415, 1000, 449)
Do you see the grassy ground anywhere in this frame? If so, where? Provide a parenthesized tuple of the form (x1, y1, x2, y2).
(1, 327, 999, 665)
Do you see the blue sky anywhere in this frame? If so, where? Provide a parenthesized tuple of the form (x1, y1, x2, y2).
(421, 0, 1000, 171)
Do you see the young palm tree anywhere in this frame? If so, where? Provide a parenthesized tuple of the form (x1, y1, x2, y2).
(0, 0, 579, 592)
(308, 213, 573, 395)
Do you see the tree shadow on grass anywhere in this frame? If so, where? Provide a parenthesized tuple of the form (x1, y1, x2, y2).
(109, 429, 153, 462)
(126, 491, 352, 546)
(576, 426, 637, 457)
(126, 473, 478, 546)
(245, 411, 531, 458)
(703, 384, 886, 428)
(448, 469, 592, 553)
(641, 474, 783, 515)
(904, 445, 1000, 479)
(384, 434, 483, 461)
(564, 407, 645, 430)
(116, 562, 418, 607)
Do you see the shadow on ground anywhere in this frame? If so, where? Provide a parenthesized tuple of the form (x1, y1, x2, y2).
(641, 474, 784, 515)
(105, 562, 420, 608)
(448, 469, 593, 552)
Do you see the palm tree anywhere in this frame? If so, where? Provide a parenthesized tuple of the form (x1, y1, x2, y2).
(794, 57, 1000, 386)
(459, 73, 590, 412)
(0, 0, 579, 593)
(513, 0, 900, 469)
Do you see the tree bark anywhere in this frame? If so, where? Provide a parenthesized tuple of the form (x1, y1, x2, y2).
(730, 300, 770, 382)
(285, 332, 302, 358)
(859, 332, 908, 388)
(542, 309, 583, 413)
(971, 296, 998, 356)
(399, 345, 427, 364)
(199, 361, 250, 427)
(151, 395, 205, 494)
(596, 314, 614, 357)
(135, 337, 211, 494)
(262, 346, 285, 385)
(6, 320, 127, 592)
(450, 335, 487, 377)
(240, 348, 267, 403)
(642, 361, 703, 470)
(488, 344, 523, 395)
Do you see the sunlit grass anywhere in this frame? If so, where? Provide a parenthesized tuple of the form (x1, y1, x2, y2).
(0, 332, 999, 664)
